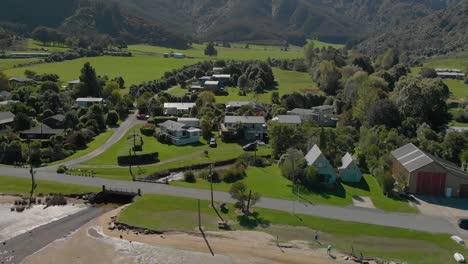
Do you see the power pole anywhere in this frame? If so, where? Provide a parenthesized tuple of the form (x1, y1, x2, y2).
(209, 163, 214, 207)
(27, 139, 37, 204)
(198, 199, 201, 230)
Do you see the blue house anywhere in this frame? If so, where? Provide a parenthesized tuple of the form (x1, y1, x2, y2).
(305, 145, 337, 184)
(338, 153, 362, 183)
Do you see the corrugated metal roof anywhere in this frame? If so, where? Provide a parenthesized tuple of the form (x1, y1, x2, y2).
(224, 116, 265, 124)
(163, 103, 196, 109)
(391, 143, 434, 172)
(274, 115, 302, 124)
(305, 144, 322, 166)
(76, 97, 103, 102)
(158, 120, 189, 131)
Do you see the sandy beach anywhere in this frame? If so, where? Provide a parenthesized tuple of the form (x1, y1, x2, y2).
(22, 207, 352, 264)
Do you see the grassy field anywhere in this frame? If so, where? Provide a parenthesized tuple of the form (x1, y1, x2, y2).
(0, 175, 99, 195)
(0, 58, 41, 71)
(4, 56, 200, 88)
(416, 52, 468, 100)
(49, 129, 114, 165)
(307, 39, 345, 49)
(79, 125, 271, 180)
(172, 166, 416, 213)
(26, 39, 71, 53)
(445, 79, 468, 100)
(169, 68, 319, 104)
(119, 194, 465, 264)
(128, 43, 304, 61)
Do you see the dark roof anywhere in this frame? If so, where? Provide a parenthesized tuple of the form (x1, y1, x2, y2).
(44, 114, 65, 122)
(20, 124, 64, 136)
(224, 116, 265, 124)
(0, 111, 15, 125)
(9, 77, 34, 83)
(392, 143, 468, 179)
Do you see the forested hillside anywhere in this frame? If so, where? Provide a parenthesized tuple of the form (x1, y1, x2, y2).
(357, 0, 468, 62)
(116, 0, 461, 45)
(0, 0, 188, 48)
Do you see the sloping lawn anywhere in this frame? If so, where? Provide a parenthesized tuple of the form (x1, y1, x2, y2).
(49, 129, 114, 165)
(0, 175, 99, 195)
(173, 166, 417, 213)
(119, 194, 464, 264)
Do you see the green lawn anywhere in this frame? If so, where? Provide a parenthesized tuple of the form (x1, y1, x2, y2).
(80, 125, 272, 179)
(422, 51, 468, 70)
(446, 79, 468, 100)
(416, 52, 468, 100)
(0, 175, 99, 195)
(119, 194, 465, 264)
(128, 43, 303, 61)
(308, 39, 345, 49)
(172, 166, 417, 213)
(0, 58, 41, 71)
(4, 56, 201, 89)
(26, 39, 71, 53)
(169, 68, 319, 104)
(49, 129, 115, 165)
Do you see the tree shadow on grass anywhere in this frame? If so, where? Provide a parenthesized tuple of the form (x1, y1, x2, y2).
(237, 212, 271, 229)
(342, 178, 370, 192)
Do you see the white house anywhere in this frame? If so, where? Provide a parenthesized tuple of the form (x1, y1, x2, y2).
(158, 120, 201, 146)
(163, 103, 196, 116)
(338, 153, 362, 183)
(305, 145, 337, 184)
(76, 97, 104, 107)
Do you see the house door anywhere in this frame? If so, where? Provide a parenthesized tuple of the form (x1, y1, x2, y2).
(460, 185, 468, 198)
(416, 172, 446, 196)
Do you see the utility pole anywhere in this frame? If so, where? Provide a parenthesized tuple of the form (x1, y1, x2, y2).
(209, 163, 214, 207)
(27, 139, 37, 204)
(198, 199, 201, 230)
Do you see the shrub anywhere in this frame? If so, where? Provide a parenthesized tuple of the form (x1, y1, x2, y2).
(184, 171, 196, 183)
(117, 151, 159, 165)
(149, 116, 178, 124)
(223, 167, 246, 183)
(253, 157, 271, 167)
(47, 194, 67, 206)
(106, 110, 119, 126)
(140, 124, 156, 136)
(56, 165, 67, 174)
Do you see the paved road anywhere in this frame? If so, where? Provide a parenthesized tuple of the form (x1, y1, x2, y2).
(0, 207, 103, 264)
(45, 111, 145, 169)
(2, 166, 461, 236)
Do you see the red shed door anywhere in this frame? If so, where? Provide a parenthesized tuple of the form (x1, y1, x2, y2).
(416, 172, 446, 196)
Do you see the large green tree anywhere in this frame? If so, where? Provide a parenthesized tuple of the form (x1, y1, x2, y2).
(315, 60, 341, 95)
(204, 42, 218, 56)
(78, 62, 102, 97)
(394, 75, 449, 129)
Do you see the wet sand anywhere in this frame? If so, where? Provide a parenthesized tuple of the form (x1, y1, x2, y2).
(23, 207, 351, 264)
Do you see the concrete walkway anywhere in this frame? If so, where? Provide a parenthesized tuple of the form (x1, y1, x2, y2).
(1, 166, 461, 236)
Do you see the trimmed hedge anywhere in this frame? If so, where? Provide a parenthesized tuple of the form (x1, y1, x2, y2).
(118, 152, 159, 165)
(149, 116, 178, 125)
